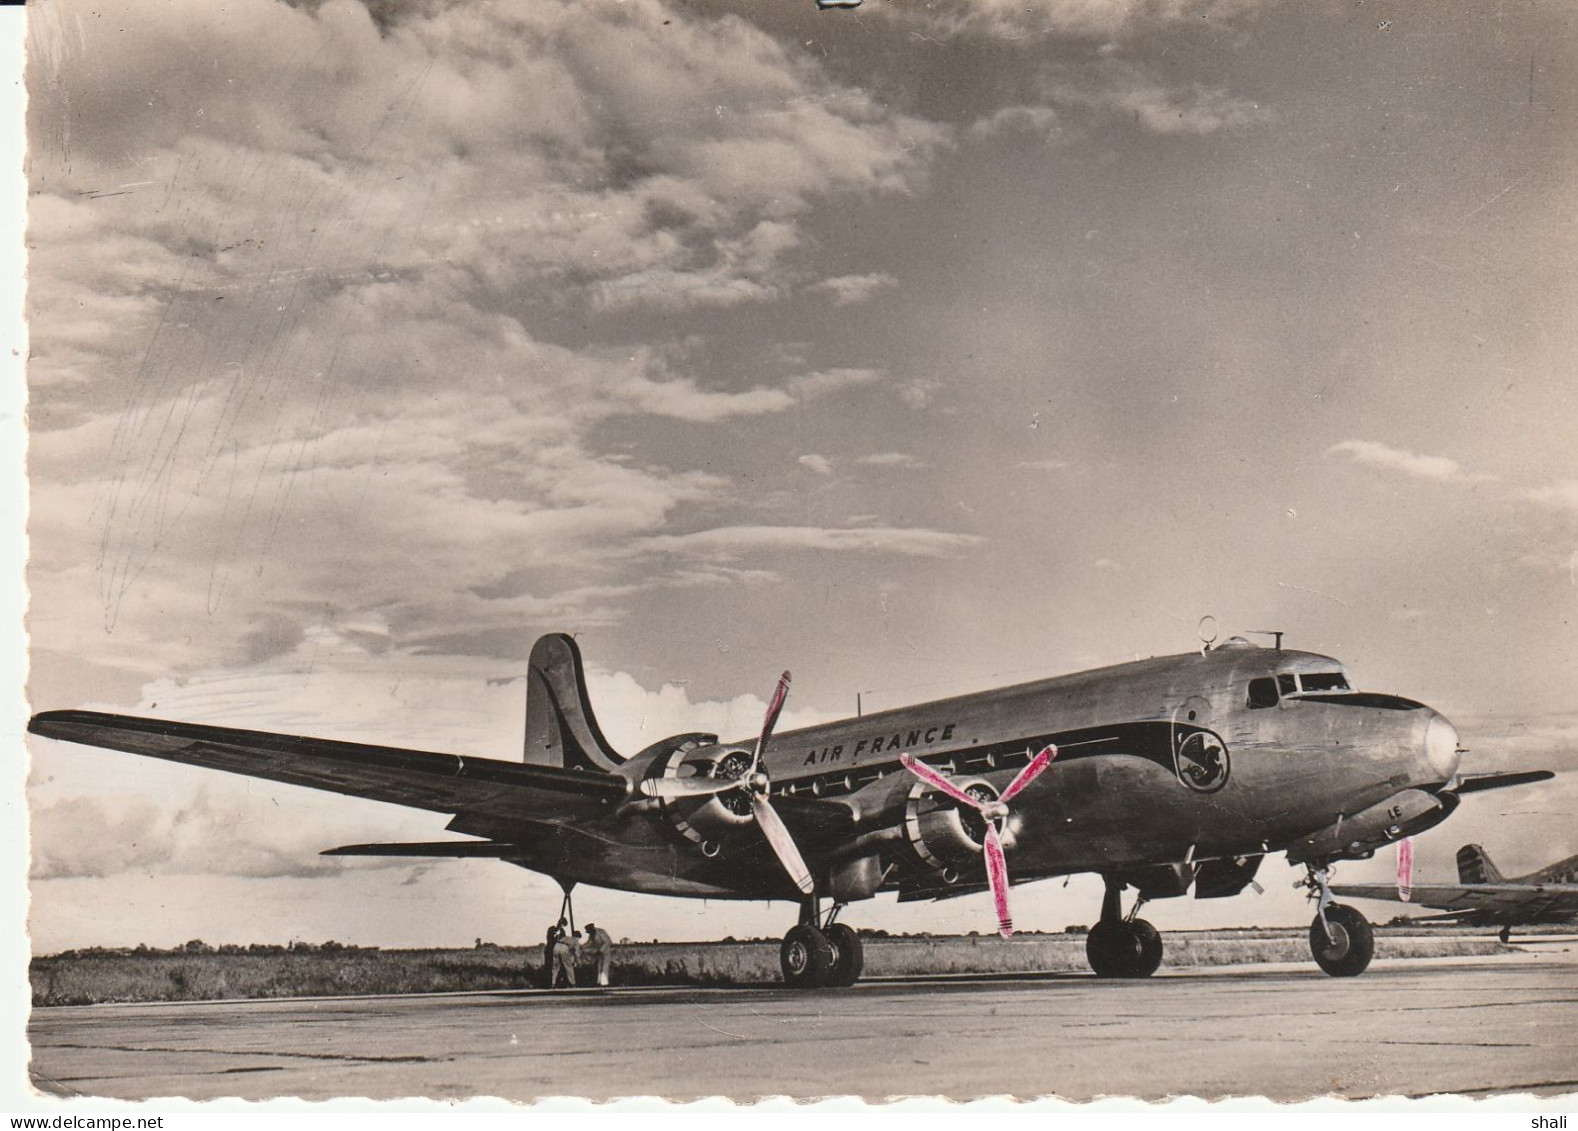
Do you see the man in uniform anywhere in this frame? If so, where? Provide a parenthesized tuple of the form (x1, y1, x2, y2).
(551, 928, 582, 988)
(583, 922, 613, 987)
(542, 918, 566, 988)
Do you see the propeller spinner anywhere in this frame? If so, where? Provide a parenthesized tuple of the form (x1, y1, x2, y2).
(900, 746, 1056, 937)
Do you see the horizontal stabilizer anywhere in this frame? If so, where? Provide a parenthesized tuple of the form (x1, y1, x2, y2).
(1451, 770, 1555, 794)
(322, 841, 520, 857)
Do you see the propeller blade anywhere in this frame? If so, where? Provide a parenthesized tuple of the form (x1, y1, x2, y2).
(899, 752, 984, 809)
(999, 745, 1057, 804)
(751, 793, 815, 895)
(1397, 836, 1414, 902)
(752, 670, 792, 771)
(983, 822, 1014, 938)
(639, 776, 740, 800)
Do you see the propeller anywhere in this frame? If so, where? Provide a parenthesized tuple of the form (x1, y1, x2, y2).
(1397, 836, 1414, 902)
(900, 745, 1057, 937)
(638, 672, 814, 896)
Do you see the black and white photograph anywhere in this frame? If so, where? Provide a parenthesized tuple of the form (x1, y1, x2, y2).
(13, 0, 1578, 1109)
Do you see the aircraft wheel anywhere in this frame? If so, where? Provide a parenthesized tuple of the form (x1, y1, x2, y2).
(1309, 903, 1374, 977)
(1498, 925, 1511, 945)
(780, 924, 834, 989)
(1086, 921, 1159, 978)
(1129, 918, 1164, 978)
(822, 923, 864, 988)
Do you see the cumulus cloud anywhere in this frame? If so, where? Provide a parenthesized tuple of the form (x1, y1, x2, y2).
(798, 454, 834, 476)
(1325, 440, 1494, 484)
(808, 272, 897, 306)
(25, 0, 955, 684)
(1039, 59, 1270, 135)
(900, 0, 1269, 42)
(968, 105, 1062, 141)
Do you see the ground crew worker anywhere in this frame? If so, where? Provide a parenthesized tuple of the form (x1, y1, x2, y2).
(583, 922, 613, 986)
(542, 918, 566, 987)
(551, 928, 582, 988)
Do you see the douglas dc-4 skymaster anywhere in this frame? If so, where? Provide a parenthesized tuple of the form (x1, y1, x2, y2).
(29, 631, 1554, 985)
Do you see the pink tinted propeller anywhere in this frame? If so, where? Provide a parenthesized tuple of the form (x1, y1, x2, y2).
(1397, 836, 1414, 902)
(900, 745, 1057, 937)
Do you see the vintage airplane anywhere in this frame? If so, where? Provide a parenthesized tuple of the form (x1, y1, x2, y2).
(28, 631, 1555, 986)
(1333, 843, 1578, 943)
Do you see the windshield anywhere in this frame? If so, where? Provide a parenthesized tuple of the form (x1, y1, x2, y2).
(1298, 671, 1351, 694)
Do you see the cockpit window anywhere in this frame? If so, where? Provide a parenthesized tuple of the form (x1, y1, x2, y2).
(1277, 674, 1298, 696)
(1299, 672, 1351, 694)
(1247, 677, 1279, 709)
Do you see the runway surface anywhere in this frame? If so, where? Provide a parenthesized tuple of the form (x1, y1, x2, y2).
(28, 947, 1578, 1103)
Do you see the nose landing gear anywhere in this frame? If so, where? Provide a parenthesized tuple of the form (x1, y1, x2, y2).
(1300, 864, 1375, 977)
(779, 898, 864, 989)
(1086, 879, 1164, 978)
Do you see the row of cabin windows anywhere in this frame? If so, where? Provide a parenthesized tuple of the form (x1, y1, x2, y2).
(1246, 670, 1352, 709)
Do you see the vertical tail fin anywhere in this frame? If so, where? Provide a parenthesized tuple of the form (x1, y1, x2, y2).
(1456, 843, 1503, 885)
(523, 634, 625, 772)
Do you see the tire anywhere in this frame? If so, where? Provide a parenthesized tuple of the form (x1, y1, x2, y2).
(1087, 921, 1137, 978)
(780, 924, 834, 988)
(1309, 903, 1374, 977)
(822, 923, 864, 988)
(1129, 918, 1164, 978)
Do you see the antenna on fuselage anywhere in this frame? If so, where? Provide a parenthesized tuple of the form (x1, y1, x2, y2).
(1197, 616, 1219, 654)
(1247, 629, 1285, 652)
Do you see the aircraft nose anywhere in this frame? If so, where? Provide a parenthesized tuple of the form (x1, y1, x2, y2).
(1422, 711, 1460, 782)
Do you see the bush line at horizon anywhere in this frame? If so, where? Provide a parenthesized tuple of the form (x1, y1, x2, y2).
(30, 931, 1507, 1007)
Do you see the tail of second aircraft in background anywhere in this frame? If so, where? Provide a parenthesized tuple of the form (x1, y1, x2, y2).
(523, 633, 626, 773)
(1457, 843, 1504, 885)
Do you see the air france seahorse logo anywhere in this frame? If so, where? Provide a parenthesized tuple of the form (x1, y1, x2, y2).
(1173, 729, 1230, 793)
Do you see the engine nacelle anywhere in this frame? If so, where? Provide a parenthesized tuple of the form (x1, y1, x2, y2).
(1285, 788, 1458, 864)
(646, 739, 760, 851)
(901, 776, 1014, 875)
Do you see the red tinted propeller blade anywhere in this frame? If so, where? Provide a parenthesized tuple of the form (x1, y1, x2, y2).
(752, 793, 815, 895)
(998, 745, 1056, 805)
(899, 753, 983, 809)
(983, 822, 1014, 938)
(1397, 837, 1414, 902)
(752, 671, 792, 773)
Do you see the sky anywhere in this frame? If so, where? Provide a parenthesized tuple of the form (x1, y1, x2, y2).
(17, 0, 1578, 953)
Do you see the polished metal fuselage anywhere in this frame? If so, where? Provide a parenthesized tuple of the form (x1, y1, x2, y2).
(502, 645, 1458, 902)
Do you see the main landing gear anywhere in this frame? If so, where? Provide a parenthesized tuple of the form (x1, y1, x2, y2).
(780, 898, 863, 989)
(1300, 864, 1374, 977)
(1086, 878, 1164, 978)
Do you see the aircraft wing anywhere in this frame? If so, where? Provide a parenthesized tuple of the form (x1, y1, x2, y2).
(28, 709, 630, 820)
(1331, 881, 1578, 920)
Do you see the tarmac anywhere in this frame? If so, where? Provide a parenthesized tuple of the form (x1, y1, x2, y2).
(26, 942, 1578, 1103)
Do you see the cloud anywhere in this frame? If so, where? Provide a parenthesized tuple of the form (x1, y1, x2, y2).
(1039, 60, 1271, 135)
(900, 0, 1270, 42)
(641, 525, 985, 559)
(808, 272, 897, 306)
(787, 367, 886, 400)
(968, 105, 1062, 141)
(798, 454, 834, 476)
(1524, 480, 1578, 514)
(1018, 459, 1069, 471)
(857, 452, 925, 469)
(25, 0, 950, 682)
(1325, 440, 1494, 484)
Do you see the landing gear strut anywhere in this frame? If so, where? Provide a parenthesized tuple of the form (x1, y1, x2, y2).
(779, 898, 864, 989)
(1300, 864, 1374, 977)
(1086, 878, 1164, 978)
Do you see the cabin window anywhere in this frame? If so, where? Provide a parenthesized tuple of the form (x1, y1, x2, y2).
(1300, 671, 1352, 693)
(1247, 677, 1279, 709)
(1277, 673, 1298, 696)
